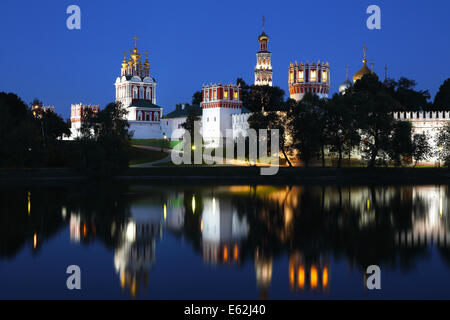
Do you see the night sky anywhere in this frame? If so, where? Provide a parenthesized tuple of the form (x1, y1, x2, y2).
(0, 0, 449, 119)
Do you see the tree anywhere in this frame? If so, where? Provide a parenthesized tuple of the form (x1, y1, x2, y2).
(290, 93, 323, 167)
(248, 111, 293, 167)
(325, 94, 360, 167)
(411, 133, 432, 167)
(384, 77, 431, 111)
(348, 74, 399, 167)
(181, 106, 201, 140)
(434, 78, 450, 110)
(236, 78, 285, 112)
(75, 102, 131, 176)
(0, 92, 44, 167)
(388, 120, 413, 167)
(436, 123, 450, 168)
(192, 91, 203, 106)
(40, 110, 71, 141)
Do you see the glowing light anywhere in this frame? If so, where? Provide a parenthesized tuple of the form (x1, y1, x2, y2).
(200, 218, 203, 232)
(83, 223, 87, 237)
(367, 199, 370, 210)
(298, 266, 305, 289)
(163, 203, 167, 221)
(213, 197, 216, 213)
(27, 191, 31, 216)
(33, 233, 37, 249)
(234, 92, 238, 100)
(322, 70, 328, 82)
(298, 70, 304, 82)
(310, 70, 317, 82)
(192, 196, 196, 214)
(289, 266, 295, 287)
(234, 244, 238, 261)
(126, 221, 136, 242)
(224, 91, 228, 99)
(322, 267, 329, 288)
(311, 266, 318, 289)
(192, 145, 196, 151)
(223, 245, 228, 261)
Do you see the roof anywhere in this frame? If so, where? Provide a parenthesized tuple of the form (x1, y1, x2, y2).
(242, 106, 252, 114)
(125, 75, 157, 82)
(163, 105, 202, 119)
(128, 100, 163, 109)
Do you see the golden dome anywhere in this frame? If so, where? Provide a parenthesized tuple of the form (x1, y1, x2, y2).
(353, 63, 372, 83)
(258, 31, 269, 42)
(353, 44, 373, 83)
(258, 16, 269, 42)
(121, 52, 128, 69)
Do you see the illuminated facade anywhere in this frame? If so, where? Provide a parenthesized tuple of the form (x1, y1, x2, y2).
(69, 103, 100, 138)
(289, 61, 330, 101)
(201, 196, 249, 265)
(201, 83, 242, 146)
(114, 37, 165, 139)
(254, 17, 273, 86)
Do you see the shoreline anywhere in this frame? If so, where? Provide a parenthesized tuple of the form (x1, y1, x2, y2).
(0, 167, 449, 184)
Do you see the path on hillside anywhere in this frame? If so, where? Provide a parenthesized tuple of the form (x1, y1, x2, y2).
(130, 145, 175, 167)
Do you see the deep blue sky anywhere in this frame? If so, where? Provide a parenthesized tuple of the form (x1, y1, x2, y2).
(0, 0, 449, 119)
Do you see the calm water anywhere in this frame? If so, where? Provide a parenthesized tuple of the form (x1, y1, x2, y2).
(1, 182, 449, 299)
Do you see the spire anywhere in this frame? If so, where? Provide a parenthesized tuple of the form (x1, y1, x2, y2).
(144, 50, 150, 69)
(133, 35, 139, 49)
(121, 51, 128, 69)
(345, 65, 349, 81)
(362, 44, 368, 64)
(384, 64, 388, 82)
(262, 16, 265, 33)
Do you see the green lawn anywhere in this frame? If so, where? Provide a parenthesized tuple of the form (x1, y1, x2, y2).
(131, 139, 182, 149)
(129, 147, 168, 165)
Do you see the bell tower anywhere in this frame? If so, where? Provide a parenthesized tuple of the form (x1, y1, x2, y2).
(254, 16, 273, 86)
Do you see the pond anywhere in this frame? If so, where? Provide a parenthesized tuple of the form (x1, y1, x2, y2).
(0, 182, 449, 299)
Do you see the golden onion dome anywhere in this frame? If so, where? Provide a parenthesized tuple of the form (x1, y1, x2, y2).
(353, 44, 375, 83)
(121, 52, 128, 69)
(258, 31, 269, 42)
(353, 63, 372, 83)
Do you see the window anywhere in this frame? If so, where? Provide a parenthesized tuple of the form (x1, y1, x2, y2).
(310, 70, 317, 82)
(213, 90, 217, 99)
(322, 70, 327, 83)
(298, 70, 304, 82)
(234, 91, 238, 100)
(224, 90, 228, 99)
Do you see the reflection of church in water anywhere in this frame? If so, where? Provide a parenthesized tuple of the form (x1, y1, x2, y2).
(66, 184, 449, 298)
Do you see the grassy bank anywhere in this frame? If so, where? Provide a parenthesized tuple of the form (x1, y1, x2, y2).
(131, 139, 182, 149)
(129, 147, 168, 165)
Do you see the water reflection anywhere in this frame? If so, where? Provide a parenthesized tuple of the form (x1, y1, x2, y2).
(0, 183, 449, 299)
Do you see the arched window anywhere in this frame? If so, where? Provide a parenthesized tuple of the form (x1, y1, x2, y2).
(133, 86, 138, 99)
